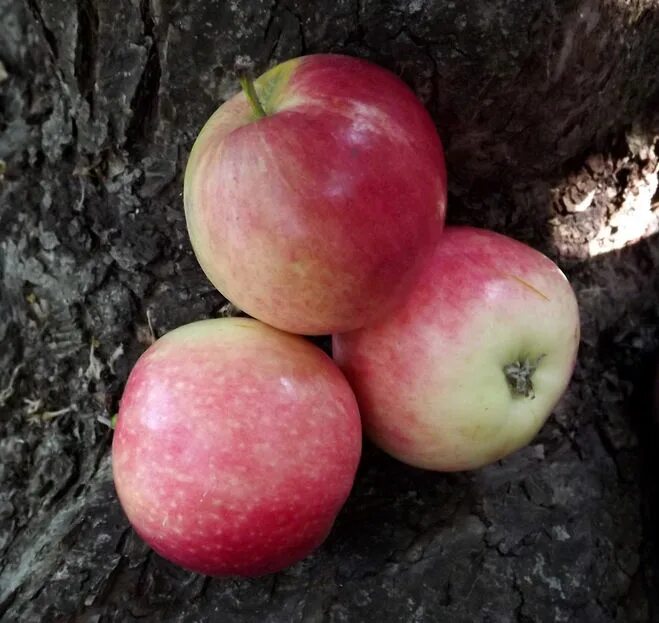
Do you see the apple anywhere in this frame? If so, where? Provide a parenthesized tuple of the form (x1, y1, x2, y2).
(333, 226, 580, 471)
(112, 318, 362, 576)
(184, 53, 447, 335)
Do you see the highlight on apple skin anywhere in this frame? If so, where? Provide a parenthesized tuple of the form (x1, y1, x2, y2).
(112, 318, 362, 577)
(333, 226, 580, 472)
(184, 53, 447, 335)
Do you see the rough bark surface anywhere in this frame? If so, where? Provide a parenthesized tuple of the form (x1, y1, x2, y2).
(1, 0, 659, 621)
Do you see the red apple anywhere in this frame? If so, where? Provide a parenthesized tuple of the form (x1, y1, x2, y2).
(333, 227, 580, 471)
(184, 53, 447, 335)
(112, 318, 361, 576)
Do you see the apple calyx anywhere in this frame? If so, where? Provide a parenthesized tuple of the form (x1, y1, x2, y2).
(503, 354, 546, 398)
(239, 75, 267, 119)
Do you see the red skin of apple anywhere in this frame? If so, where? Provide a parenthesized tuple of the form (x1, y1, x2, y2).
(333, 227, 581, 471)
(112, 318, 362, 577)
(184, 53, 447, 335)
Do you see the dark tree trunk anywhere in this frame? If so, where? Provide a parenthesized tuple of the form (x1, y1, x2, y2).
(1, 0, 658, 621)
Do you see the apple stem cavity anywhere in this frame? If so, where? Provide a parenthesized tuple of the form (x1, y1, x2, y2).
(503, 355, 546, 398)
(239, 75, 267, 119)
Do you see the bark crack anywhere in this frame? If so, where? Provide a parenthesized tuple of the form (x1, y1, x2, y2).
(125, 0, 162, 152)
(26, 0, 59, 60)
(74, 0, 99, 113)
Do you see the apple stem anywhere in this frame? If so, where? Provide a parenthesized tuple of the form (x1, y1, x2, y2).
(239, 75, 267, 119)
(503, 354, 546, 398)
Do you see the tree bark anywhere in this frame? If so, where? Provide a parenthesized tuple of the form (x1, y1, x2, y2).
(0, 0, 658, 621)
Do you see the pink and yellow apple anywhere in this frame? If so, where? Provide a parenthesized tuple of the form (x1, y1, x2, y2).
(112, 318, 361, 576)
(333, 227, 580, 471)
(184, 53, 447, 335)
